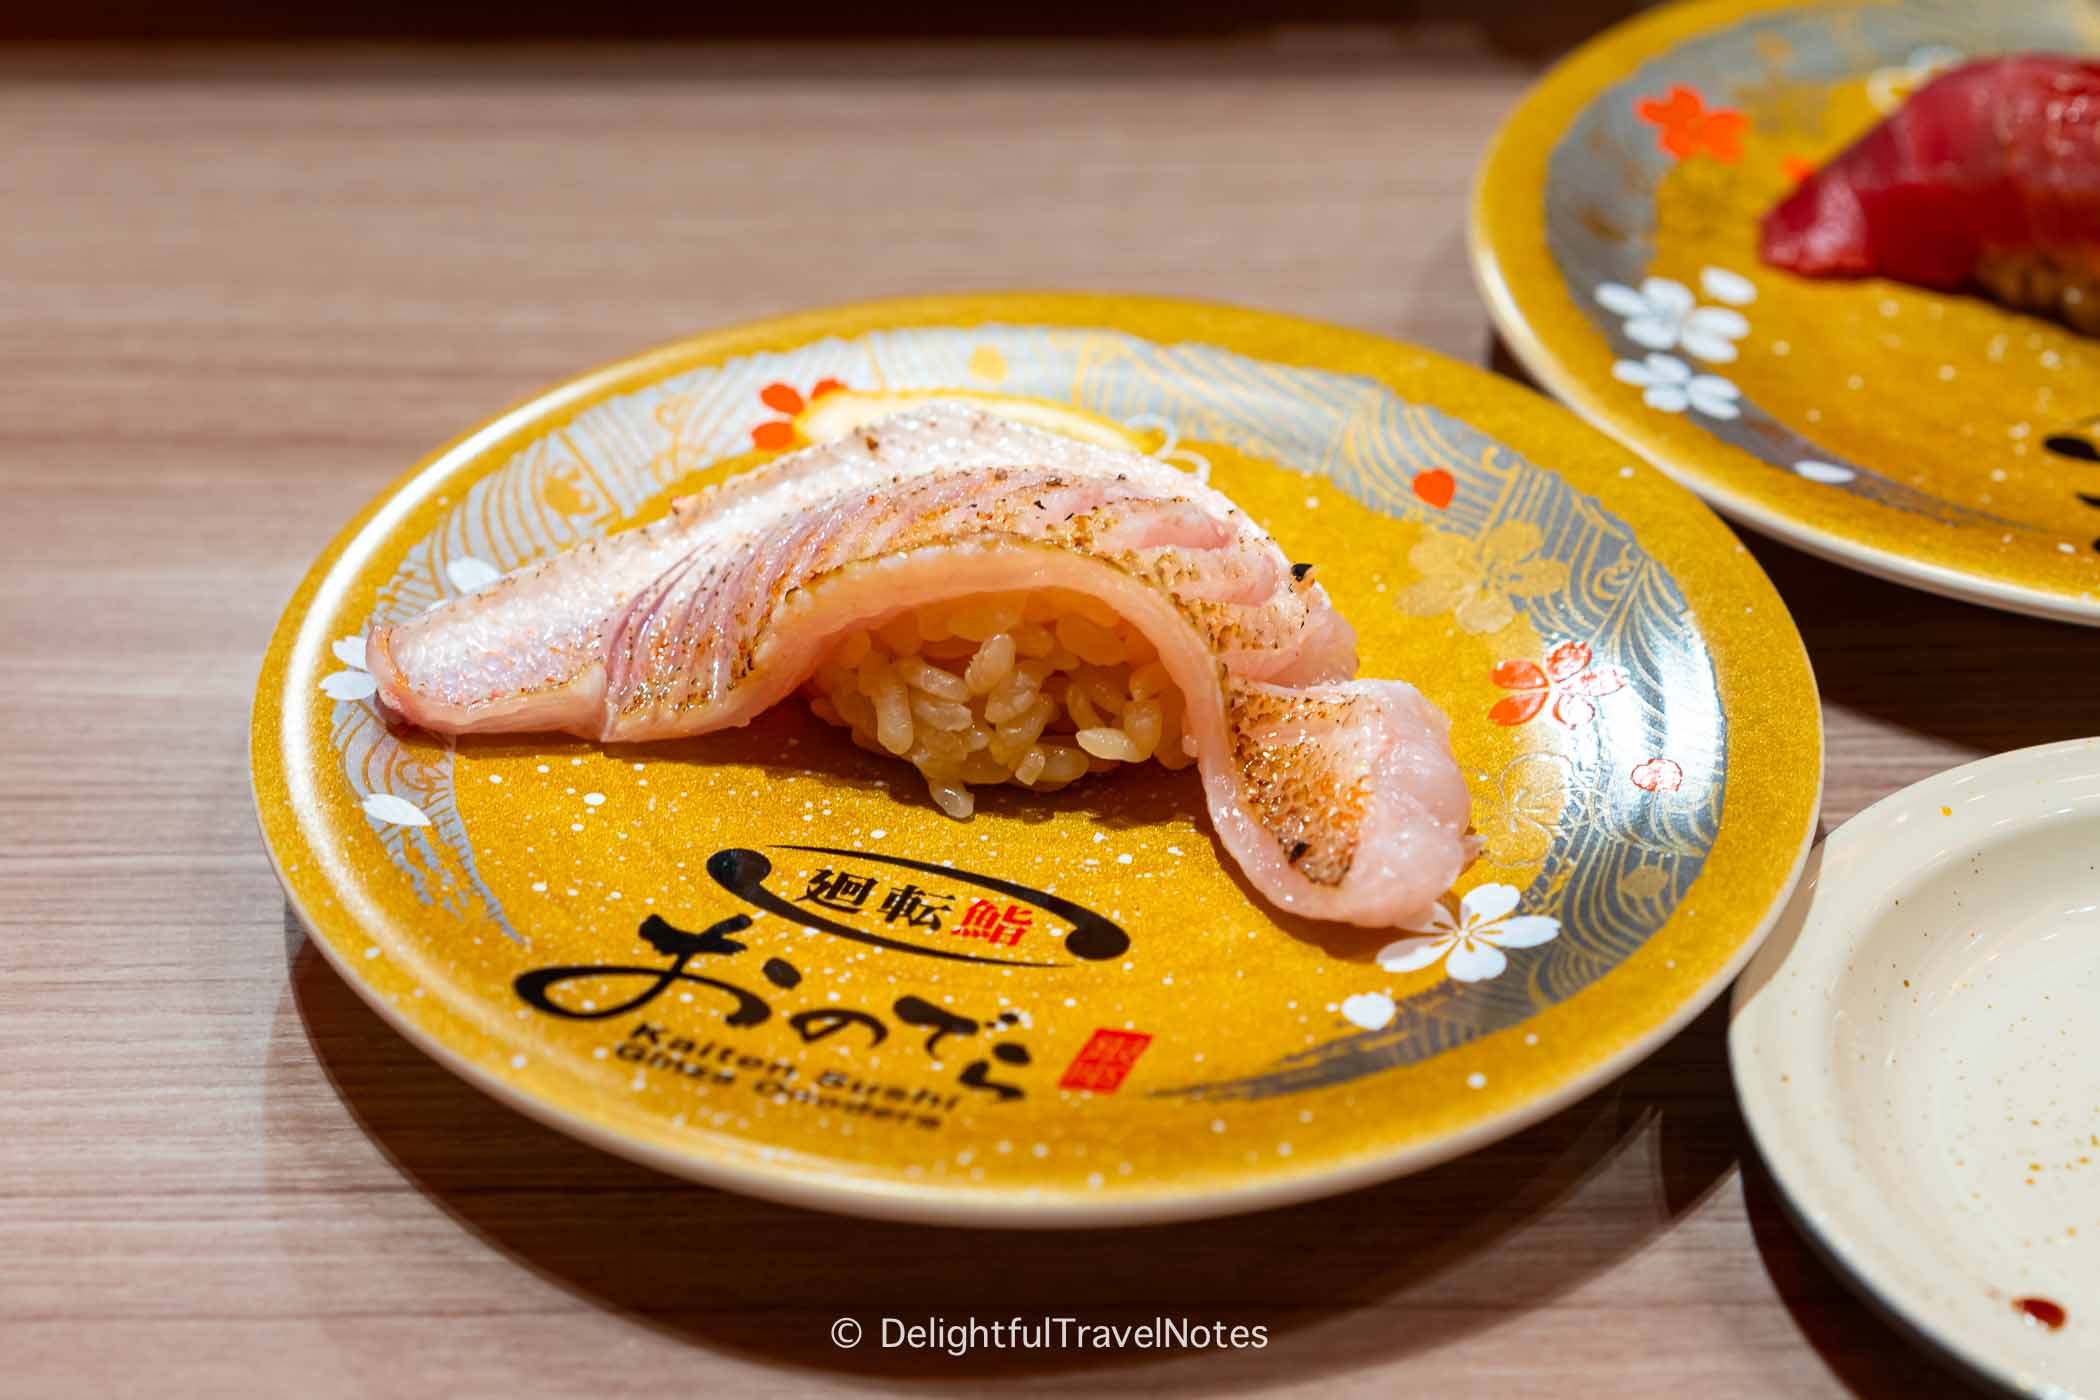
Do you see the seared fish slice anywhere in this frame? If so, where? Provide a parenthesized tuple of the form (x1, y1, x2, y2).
(369, 407, 1473, 925)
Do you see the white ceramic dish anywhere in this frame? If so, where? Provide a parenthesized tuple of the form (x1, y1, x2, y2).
(1732, 738, 2100, 1396)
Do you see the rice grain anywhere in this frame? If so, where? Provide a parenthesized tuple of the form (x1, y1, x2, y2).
(805, 588, 1193, 814)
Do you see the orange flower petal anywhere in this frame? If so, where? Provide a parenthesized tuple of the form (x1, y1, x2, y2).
(1551, 692, 1597, 728)
(1491, 659, 1549, 692)
(1631, 757, 1684, 794)
(810, 377, 845, 399)
(1545, 640, 1591, 681)
(751, 420, 796, 450)
(1698, 110, 1748, 163)
(1569, 665, 1628, 698)
(1412, 468, 1456, 509)
(1635, 86, 1741, 161)
(1490, 691, 1549, 727)
(1635, 85, 1700, 125)
(1637, 87, 1688, 121)
(759, 383, 805, 415)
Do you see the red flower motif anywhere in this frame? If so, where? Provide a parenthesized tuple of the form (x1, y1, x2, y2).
(1635, 85, 1748, 164)
(1630, 757, 1684, 794)
(751, 377, 846, 450)
(1413, 469, 1456, 509)
(1489, 640, 1628, 728)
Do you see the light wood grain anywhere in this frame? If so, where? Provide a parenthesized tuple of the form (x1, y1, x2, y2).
(1, 36, 2079, 1399)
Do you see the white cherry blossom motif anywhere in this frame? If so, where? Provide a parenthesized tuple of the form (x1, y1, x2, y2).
(320, 634, 379, 701)
(1699, 265, 1757, 307)
(1376, 883, 1561, 983)
(1595, 276, 1750, 362)
(1612, 354, 1741, 420)
(446, 555, 502, 593)
(323, 638, 429, 829)
(1340, 992, 1397, 1031)
(1793, 459, 1857, 485)
(360, 792, 432, 828)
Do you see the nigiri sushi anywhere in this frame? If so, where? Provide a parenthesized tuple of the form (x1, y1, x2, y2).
(1761, 55, 2100, 332)
(367, 406, 1475, 926)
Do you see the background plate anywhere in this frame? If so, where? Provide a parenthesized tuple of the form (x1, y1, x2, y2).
(1732, 739, 2100, 1396)
(253, 293, 1822, 1226)
(1472, 0, 2100, 624)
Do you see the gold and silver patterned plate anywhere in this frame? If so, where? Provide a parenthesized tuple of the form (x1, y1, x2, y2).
(1473, 0, 2100, 624)
(253, 294, 1821, 1225)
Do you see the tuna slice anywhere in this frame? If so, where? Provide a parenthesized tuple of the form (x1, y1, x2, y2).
(367, 405, 1475, 926)
(1761, 56, 2100, 332)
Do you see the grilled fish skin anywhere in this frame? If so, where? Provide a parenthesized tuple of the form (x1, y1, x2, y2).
(368, 407, 1472, 925)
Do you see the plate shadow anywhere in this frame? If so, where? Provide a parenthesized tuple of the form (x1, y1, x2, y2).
(274, 906, 1739, 1386)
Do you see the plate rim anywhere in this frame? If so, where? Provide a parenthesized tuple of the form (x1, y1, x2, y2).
(253, 289, 1824, 1227)
(1467, 0, 2100, 628)
(1729, 737, 2100, 1396)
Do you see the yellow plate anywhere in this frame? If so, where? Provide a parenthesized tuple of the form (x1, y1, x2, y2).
(1473, 0, 2100, 624)
(253, 293, 1821, 1226)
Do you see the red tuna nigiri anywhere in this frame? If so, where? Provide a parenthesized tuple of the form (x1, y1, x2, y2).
(1761, 55, 2100, 331)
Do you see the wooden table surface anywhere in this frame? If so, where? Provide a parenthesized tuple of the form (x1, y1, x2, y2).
(3, 33, 2088, 1399)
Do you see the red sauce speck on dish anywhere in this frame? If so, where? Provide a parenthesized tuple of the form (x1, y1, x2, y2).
(2014, 1296, 2067, 1330)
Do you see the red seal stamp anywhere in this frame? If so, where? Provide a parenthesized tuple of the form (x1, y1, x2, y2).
(1058, 1029, 1153, 1093)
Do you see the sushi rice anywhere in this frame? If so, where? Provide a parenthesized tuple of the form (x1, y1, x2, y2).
(805, 589, 1193, 818)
